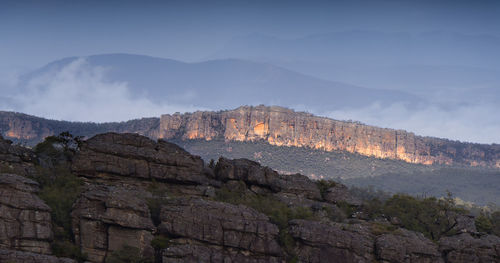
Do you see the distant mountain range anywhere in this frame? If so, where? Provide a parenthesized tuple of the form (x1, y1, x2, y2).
(210, 31, 500, 100)
(14, 53, 421, 112)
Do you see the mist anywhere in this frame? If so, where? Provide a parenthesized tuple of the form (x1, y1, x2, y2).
(8, 59, 205, 122)
(324, 102, 500, 144)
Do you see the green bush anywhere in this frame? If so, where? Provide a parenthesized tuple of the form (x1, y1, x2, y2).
(35, 165, 84, 240)
(31, 134, 85, 260)
(475, 211, 500, 235)
(476, 213, 493, 233)
(151, 236, 170, 250)
(316, 179, 337, 199)
(381, 194, 466, 240)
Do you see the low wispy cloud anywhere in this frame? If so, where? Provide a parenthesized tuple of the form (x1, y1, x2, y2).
(1, 58, 499, 144)
(10, 58, 205, 122)
(324, 102, 500, 144)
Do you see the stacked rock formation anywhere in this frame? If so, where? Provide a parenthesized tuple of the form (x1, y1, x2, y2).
(0, 132, 498, 262)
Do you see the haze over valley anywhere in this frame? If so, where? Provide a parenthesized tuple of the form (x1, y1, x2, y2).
(1, 1, 500, 262)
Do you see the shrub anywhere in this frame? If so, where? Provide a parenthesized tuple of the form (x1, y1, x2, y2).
(316, 179, 337, 199)
(31, 134, 85, 260)
(370, 222, 398, 236)
(151, 236, 170, 250)
(476, 213, 493, 233)
(381, 194, 466, 240)
(35, 165, 84, 240)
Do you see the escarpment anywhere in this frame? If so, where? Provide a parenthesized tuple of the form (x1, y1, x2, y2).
(158, 105, 500, 167)
(0, 132, 498, 262)
(2, 106, 499, 168)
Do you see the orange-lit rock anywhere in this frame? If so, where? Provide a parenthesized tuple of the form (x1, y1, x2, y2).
(159, 105, 500, 167)
(1, 107, 499, 168)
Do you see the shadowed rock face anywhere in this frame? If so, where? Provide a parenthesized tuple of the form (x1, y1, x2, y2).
(0, 174, 52, 254)
(71, 132, 217, 186)
(0, 132, 499, 263)
(439, 233, 500, 263)
(0, 248, 75, 263)
(159, 105, 500, 167)
(158, 197, 282, 260)
(0, 136, 37, 176)
(71, 184, 155, 262)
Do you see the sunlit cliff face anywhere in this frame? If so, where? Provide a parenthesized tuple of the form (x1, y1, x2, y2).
(157, 106, 500, 167)
(2, 106, 498, 167)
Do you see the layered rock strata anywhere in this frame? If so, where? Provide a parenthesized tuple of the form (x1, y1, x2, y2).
(71, 185, 155, 262)
(0, 132, 499, 263)
(2, 106, 500, 167)
(0, 174, 52, 254)
(159, 106, 500, 167)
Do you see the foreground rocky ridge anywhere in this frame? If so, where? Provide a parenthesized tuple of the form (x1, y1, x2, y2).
(0, 132, 499, 262)
(2, 106, 500, 168)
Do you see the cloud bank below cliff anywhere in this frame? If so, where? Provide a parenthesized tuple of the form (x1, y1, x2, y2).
(324, 102, 500, 144)
(7, 59, 206, 122)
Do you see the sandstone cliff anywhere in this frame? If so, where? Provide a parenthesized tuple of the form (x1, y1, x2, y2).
(159, 105, 500, 167)
(1, 106, 500, 168)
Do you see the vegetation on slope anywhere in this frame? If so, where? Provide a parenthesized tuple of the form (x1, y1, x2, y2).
(171, 138, 500, 205)
(30, 133, 87, 261)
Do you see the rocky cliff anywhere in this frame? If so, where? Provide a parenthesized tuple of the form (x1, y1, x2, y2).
(159, 105, 500, 167)
(1, 106, 500, 168)
(0, 132, 498, 263)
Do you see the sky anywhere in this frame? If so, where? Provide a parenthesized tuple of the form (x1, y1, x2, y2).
(1, 0, 500, 143)
(2, 0, 500, 68)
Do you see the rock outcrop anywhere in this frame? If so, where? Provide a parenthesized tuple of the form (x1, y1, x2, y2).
(0, 174, 52, 254)
(375, 229, 443, 263)
(159, 106, 500, 167)
(0, 136, 36, 176)
(158, 197, 282, 262)
(215, 157, 321, 200)
(71, 184, 155, 262)
(0, 248, 75, 263)
(289, 219, 375, 263)
(71, 132, 216, 186)
(0, 132, 499, 263)
(2, 106, 500, 168)
(439, 233, 500, 263)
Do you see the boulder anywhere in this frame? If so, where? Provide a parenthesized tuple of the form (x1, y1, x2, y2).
(0, 174, 52, 254)
(375, 228, 443, 263)
(0, 248, 75, 263)
(0, 136, 36, 176)
(158, 197, 282, 257)
(72, 133, 216, 186)
(439, 233, 500, 263)
(215, 157, 321, 200)
(289, 219, 375, 263)
(71, 184, 155, 262)
(324, 183, 362, 206)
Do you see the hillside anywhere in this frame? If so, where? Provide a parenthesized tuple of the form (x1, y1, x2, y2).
(170, 139, 500, 205)
(1, 106, 499, 168)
